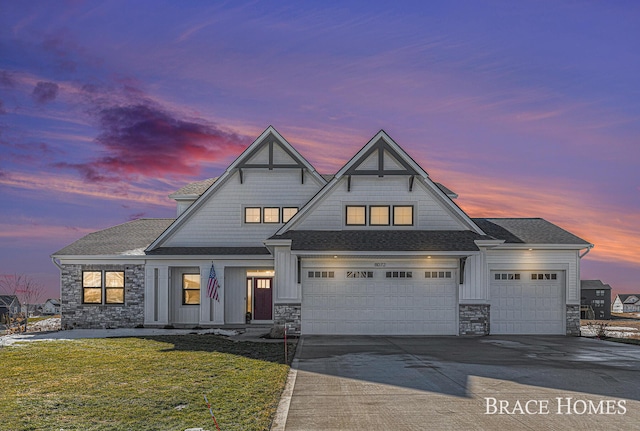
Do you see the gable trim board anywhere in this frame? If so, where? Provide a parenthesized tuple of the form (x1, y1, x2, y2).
(52, 126, 592, 335)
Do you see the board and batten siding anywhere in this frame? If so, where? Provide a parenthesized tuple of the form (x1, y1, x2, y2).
(295, 176, 466, 231)
(163, 169, 324, 247)
(485, 249, 581, 304)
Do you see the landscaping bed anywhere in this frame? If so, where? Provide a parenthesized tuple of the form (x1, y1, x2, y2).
(0, 334, 294, 430)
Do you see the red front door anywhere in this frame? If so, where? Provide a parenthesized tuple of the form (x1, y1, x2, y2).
(253, 278, 273, 320)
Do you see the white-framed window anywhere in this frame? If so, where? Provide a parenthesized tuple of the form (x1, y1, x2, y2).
(494, 273, 521, 281)
(532, 273, 557, 280)
(282, 207, 298, 223)
(393, 206, 413, 226)
(245, 207, 261, 223)
(346, 206, 366, 226)
(426, 271, 452, 279)
(82, 270, 125, 304)
(346, 271, 373, 278)
(182, 274, 200, 305)
(369, 206, 390, 226)
(386, 271, 412, 278)
(308, 271, 335, 278)
(263, 207, 280, 223)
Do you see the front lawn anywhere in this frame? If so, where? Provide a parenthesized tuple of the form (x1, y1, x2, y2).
(0, 335, 294, 431)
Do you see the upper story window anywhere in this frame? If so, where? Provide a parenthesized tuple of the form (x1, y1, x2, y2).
(282, 207, 298, 223)
(346, 206, 366, 226)
(370, 206, 390, 226)
(182, 274, 200, 305)
(82, 270, 125, 304)
(393, 206, 413, 226)
(263, 207, 280, 223)
(245, 207, 261, 223)
(595, 289, 605, 297)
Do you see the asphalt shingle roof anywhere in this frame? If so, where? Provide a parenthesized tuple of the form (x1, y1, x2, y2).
(473, 218, 590, 245)
(52, 219, 175, 256)
(169, 178, 217, 198)
(146, 247, 270, 255)
(273, 230, 493, 252)
(581, 280, 612, 290)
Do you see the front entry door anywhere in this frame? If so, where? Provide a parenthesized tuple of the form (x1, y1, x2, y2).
(253, 278, 273, 320)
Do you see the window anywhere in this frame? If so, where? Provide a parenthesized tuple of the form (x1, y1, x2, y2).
(532, 273, 557, 280)
(346, 271, 373, 278)
(308, 271, 335, 278)
(393, 206, 413, 226)
(283, 207, 298, 223)
(592, 299, 605, 308)
(263, 207, 280, 223)
(346, 206, 366, 225)
(183, 274, 200, 305)
(494, 273, 520, 281)
(369, 206, 390, 226)
(386, 271, 412, 278)
(82, 270, 125, 304)
(245, 207, 261, 223)
(595, 289, 605, 297)
(426, 271, 452, 279)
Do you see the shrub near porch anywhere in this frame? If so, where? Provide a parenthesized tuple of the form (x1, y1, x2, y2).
(0, 335, 293, 431)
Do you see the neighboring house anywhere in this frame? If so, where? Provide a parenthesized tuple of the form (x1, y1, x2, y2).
(0, 295, 21, 323)
(52, 127, 593, 335)
(612, 294, 640, 313)
(42, 299, 61, 315)
(580, 280, 612, 320)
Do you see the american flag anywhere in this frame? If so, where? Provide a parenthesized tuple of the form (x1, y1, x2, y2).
(207, 264, 220, 302)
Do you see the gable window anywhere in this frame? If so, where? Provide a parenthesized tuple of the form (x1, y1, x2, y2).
(183, 274, 200, 305)
(282, 207, 298, 223)
(370, 206, 390, 226)
(346, 206, 366, 226)
(393, 206, 413, 226)
(82, 270, 125, 304)
(245, 207, 261, 223)
(263, 207, 280, 223)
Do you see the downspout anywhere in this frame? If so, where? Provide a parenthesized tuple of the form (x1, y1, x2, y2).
(579, 244, 594, 259)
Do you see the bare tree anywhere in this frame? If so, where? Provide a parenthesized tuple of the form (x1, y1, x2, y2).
(0, 274, 45, 331)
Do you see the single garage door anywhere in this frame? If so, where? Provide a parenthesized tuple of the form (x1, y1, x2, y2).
(490, 270, 565, 334)
(302, 267, 457, 335)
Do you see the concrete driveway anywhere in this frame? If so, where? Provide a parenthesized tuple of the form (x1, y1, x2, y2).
(273, 336, 640, 431)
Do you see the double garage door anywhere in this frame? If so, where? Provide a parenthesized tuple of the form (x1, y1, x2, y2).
(302, 266, 457, 335)
(490, 271, 565, 335)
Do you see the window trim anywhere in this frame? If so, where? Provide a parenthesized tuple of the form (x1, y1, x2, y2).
(82, 270, 125, 305)
(263, 207, 281, 224)
(392, 205, 414, 226)
(369, 205, 391, 226)
(182, 273, 201, 305)
(244, 207, 262, 224)
(345, 205, 367, 226)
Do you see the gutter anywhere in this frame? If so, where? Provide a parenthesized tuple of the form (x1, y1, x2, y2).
(51, 256, 63, 270)
(579, 244, 595, 259)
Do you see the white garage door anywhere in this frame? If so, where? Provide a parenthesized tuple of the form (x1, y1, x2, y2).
(302, 267, 457, 335)
(490, 271, 565, 335)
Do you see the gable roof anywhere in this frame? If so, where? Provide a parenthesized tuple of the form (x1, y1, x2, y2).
(278, 130, 484, 235)
(473, 218, 591, 246)
(615, 294, 640, 304)
(0, 295, 20, 306)
(169, 178, 217, 199)
(147, 126, 326, 251)
(52, 219, 174, 256)
(581, 280, 612, 290)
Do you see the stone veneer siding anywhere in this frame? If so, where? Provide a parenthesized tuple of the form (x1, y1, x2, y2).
(459, 304, 490, 335)
(61, 263, 145, 329)
(566, 304, 580, 336)
(274, 303, 301, 336)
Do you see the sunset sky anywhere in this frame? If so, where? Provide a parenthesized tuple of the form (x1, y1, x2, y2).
(1, 1, 638, 301)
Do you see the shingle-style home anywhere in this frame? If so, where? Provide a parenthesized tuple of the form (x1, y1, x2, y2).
(612, 294, 640, 314)
(52, 127, 593, 335)
(580, 280, 612, 320)
(42, 298, 61, 315)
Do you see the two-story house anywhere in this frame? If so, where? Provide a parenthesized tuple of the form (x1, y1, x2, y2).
(580, 280, 612, 320)
(612, 294, 640, 314)
(52, 127, 593, 335)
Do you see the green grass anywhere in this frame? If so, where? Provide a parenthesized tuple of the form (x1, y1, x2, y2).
(0, 335, 295, 431)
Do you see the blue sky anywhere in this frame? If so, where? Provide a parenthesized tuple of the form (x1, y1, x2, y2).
(1, 0, 638, 300)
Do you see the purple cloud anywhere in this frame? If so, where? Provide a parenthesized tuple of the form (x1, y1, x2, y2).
(0, 71, 16, 88)
(32, 81, 59, 104)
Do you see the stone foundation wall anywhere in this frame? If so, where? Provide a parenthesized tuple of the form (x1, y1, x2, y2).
(273, 303, 301, 336)
(61, 263, 145, 329)
(459, 304, 490, 335)
(566, 304, 581, 336)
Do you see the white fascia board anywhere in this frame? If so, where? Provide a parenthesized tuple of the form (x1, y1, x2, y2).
(56, 254, 274, 263)
(290, 250, 479, 258)
(492, 243, 594, 251)
(474, 239, 506, 249)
